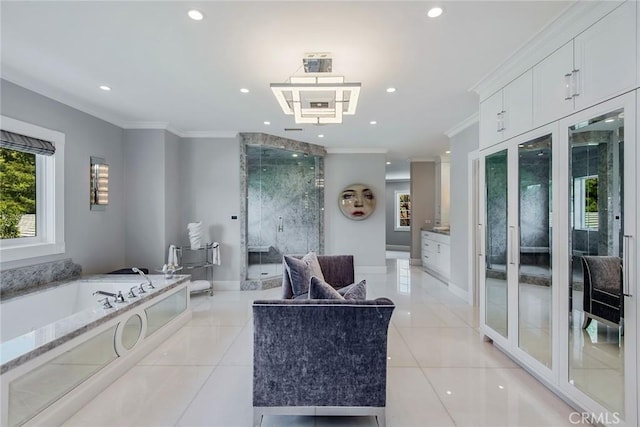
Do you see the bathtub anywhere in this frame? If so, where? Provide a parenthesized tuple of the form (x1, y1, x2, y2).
(0, 274, 192, 427)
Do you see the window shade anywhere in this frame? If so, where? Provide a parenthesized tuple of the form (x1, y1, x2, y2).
(0, 129, 56, 156)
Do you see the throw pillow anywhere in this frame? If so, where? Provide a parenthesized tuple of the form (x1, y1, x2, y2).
(338, 279, 367, 300)
(283, 255, 313, 298)
(309, 276, 344, 300)
(302, 251, 325, 282)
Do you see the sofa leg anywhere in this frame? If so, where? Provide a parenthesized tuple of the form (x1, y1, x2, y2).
(253, 410, 262, 427)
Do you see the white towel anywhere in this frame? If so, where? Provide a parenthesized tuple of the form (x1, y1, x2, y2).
(212, 242, 221, 265)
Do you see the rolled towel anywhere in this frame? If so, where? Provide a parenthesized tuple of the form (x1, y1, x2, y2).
(212, 242, 221, 265)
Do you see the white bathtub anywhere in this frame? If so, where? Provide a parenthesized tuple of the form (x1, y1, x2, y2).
(0, 275, 192, 427)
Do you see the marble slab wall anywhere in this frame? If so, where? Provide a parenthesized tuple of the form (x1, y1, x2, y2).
(0, 258, 82, 300)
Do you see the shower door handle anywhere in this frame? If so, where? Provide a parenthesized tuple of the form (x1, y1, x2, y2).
(623, 235, 633, 297)
(277, 216, 284, 232)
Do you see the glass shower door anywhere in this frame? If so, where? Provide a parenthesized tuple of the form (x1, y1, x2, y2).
(246, 145, 321, 280)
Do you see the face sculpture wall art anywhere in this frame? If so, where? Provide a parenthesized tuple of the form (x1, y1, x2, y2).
(338, 184, 376, 220)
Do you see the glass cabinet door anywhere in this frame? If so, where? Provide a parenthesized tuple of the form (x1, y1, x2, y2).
(518, 134, 553, 368)
(484, 149, 509, 338)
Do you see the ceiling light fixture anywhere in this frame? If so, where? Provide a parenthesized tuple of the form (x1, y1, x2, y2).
(271, 53, 361, 125)
(386, 87, 396, 93)
(427, 7, 443, 18)
(188, 9, 204, 21)
(99, 85, 111, 91)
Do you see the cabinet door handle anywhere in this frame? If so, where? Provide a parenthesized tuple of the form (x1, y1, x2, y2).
(437, 244, 441, 254)
(571, 69, 580, 97)
(623, 235, 633, 297)
(496, 111, 502, 133)
(508, 226, 516, 265)
(564, 73, 573, 100)
(500, 110, 506, 132)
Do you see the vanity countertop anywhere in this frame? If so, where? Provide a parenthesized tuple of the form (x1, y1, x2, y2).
(421, 227, 450, 236)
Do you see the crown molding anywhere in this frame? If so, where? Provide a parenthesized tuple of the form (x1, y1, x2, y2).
(409, 156, 436, 162)
(469, 1, 620, 101)
(180, 130, 239, 139)
(445, 112, 479, 138)
(325, 147, 388, 154)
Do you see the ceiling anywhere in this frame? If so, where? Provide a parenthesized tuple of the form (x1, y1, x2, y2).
(1, 1, 573, 178)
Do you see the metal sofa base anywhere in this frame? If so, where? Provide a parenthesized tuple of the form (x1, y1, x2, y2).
(253, 406, 385, 427)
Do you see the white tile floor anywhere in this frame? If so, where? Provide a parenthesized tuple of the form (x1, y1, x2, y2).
(63, 253, 581, 427)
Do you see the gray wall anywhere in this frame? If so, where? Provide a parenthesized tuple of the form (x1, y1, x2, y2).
(324, 153, 386, 271)
(178, 137, 241, 281)
(410, 161, 435, 261)
(0, 79, 126, 274)
(449, 122, 479, 294)
(385, 180, 411, 248)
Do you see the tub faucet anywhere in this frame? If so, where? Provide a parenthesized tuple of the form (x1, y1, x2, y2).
(93, 290, 116, 298)
(97, 297, 113, 309)
(132, 267, 155, 289)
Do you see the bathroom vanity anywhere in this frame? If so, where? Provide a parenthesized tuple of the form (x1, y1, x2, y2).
(421, 229, 450, 282)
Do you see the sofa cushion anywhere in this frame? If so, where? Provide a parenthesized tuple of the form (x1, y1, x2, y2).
(309, 276, 344, 300)
(283, 255, 313, 298)
(338, 279, 367, 300)
(302, 251, 325, 282)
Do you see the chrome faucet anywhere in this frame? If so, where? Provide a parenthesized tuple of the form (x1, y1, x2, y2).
(93, 290, 125, 303)
(93, 290, 116, 298)
(97, 297, 113, 309)
(128, 286, 138, 298)
(132, 267, 155, 289)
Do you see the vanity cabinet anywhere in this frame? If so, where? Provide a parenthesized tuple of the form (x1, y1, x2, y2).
(479, 70, 533, 149)
(533, 1, 637, 127)
(421, 231, 450, 280)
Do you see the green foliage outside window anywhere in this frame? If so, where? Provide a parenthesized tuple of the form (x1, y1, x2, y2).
(585, 177, 598, 213)
(0, 147, 36, 238)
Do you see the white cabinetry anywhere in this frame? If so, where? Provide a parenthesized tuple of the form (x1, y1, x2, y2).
(421, 231, 450, 280)
(479, 70, 533, 149)
(533, 1, 636, 127)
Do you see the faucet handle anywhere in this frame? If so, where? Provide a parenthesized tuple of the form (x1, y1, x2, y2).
(128, 286, 138, 298)
(137, 283, 147, 294)
(146, 282, 156, 290)
(98, 297, 113, 309)
(114, 291, 126, 303)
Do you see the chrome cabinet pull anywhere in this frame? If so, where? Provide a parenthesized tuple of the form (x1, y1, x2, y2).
(496, 112, 502, 133)
(571, 69, 580, 97)
(623, 235, 633, 297)
(508, 226, 516, 265)
(564, 72, 573, 100)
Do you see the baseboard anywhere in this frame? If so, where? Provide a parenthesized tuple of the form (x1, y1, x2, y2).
(355, 266, 387, 274)
(386, 245, 410, 251)
(212, 280, 241, 291)
(447, 280, 471, 304)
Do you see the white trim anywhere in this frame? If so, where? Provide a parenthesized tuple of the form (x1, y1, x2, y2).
(0, 116, 65, 264)
(355, 266, 387, 274)
(325, 147, 388, 154)
(467, 149, 480, 307)
(445, 112, 479, 138)
(447, 280, 471, 305)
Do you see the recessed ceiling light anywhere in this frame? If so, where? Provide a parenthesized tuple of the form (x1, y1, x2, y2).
(318, 134, 324, 138)
(445, 150, 451, 154)
(263, 121, 271, 125)
(99, 85, 111, 91)
(370, 121, 377, 125)
(386, 161, 391, 165)
(386, 87, 396, 93)
(428, 7, 443, 18)
(240, 88, 250, 93)
(188, 9, 204, 21)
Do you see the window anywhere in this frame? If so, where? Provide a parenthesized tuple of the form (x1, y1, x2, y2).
(394, 191, 410, 231)
(573, 175, 598, 230)
(0, 116, 65, 263)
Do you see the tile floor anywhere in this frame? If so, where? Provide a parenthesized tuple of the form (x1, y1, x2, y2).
(63, 253, 582, 427)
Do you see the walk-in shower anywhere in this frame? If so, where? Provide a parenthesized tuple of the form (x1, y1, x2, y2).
(240, 133, 325, 290)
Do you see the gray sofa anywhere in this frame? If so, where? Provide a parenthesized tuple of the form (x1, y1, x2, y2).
(252, 297, 395, 427)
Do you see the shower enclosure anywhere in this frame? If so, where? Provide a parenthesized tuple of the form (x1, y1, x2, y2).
(240, 133, 325, 290)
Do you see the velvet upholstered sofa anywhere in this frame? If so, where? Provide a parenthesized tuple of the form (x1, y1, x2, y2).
(252, 254, 395, 427)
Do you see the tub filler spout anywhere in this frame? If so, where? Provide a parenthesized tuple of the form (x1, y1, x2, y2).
(132, 267, 155, 289)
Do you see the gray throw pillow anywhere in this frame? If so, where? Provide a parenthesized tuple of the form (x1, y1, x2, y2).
(283, 255, 313, 298)
(338, 279, 367, 300)
(309, 276, 344, 300)
(302, 251, 325, 282)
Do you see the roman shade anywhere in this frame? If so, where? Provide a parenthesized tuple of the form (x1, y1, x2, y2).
(0, 129, 56, 156)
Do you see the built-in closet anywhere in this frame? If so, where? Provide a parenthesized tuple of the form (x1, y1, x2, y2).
(476, 1, 638, 425)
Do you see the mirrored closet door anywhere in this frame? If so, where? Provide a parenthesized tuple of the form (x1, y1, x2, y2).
(562, 93, 637, 426)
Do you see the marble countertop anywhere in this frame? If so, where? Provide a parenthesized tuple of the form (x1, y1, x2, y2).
(421, 227, 450, 236)
(1, 274, 189, 375)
